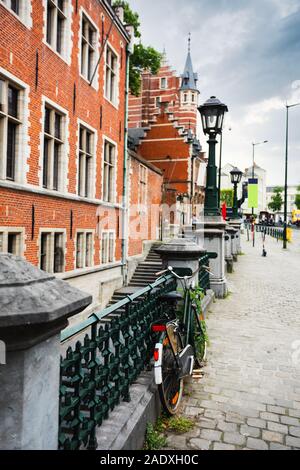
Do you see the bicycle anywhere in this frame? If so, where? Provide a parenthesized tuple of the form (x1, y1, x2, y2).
(151, 266, 208, 415)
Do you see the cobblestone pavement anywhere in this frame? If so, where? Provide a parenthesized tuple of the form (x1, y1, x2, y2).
(164, 229, 300, 450)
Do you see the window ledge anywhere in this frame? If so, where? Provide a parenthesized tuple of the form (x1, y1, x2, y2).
(56, 261, 123, 280)
(43, 39, 70, 65)
(0, 3, 32, 29)
(80, 73, 98, 90)
(104, 96, 119, 110)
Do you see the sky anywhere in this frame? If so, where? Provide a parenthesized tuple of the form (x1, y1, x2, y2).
(129, 0, 300, 186)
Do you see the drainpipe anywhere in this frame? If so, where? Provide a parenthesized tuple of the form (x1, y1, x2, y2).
(121, 45, 130, 285)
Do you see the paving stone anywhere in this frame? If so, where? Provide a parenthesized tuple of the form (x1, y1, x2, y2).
(189, 438, 211, 450)
(285, 435, 300, 448)
(269, 443, 291, 450)
(280, 415, 300, 426)
(200, 429, 222, 441)
(289, 426, 300, 437)
(260, 412, 280, 423)
(223, 432, 246, 446)
(225, 412, 245, 424)
(204, 410, 225, 420)
(213, 443, 236, 450)
(247, 438, 269, 450)
(267, 421, 288, 434)
(247, 418, 267, 429)
(198, 418, 217, 430)
(185, 406, 203, 417)
(266, 405, 287, 415)
(240, 425, 260, 438)
(262, 430, 284, 444)
(289, 409, 300, 418)
(166, 435, 187, 449)
(217, 421, 238, 432)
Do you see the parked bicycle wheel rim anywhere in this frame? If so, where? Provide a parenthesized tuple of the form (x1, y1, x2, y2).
(190, 306, 207, 367)
(158, 335, 183, 415)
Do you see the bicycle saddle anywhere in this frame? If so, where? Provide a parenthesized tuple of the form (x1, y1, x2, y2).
(159, 291, 183, 303)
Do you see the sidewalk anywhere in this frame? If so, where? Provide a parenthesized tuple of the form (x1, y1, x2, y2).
(164, 230, 300, 450)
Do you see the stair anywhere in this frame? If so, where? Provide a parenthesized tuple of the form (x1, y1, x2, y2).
(108, 245, 163, 305)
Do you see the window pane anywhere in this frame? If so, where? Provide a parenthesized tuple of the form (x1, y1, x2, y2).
(6, 121, 16, 180)
(76, 233, 83, 268)
(85, 233, 92, 267)
(79, 127, 84, 150)
(43, 138, 49, 188)
(40, 233, 49, 271)
(10, 0, 19, 14)
(46, 3, 53, 45)
(109, 233, 114, 262)
(88, 26, 94, 46)
(57, 0, 64, 12)
(78, 153, 83, 195)
(54, 233, 63, 273)
(54, 113, 61, 139)
(57, 15, 63, 54)
(101, 233, 107, 263)
(7, 233, 19, 255)
(53, 142, 59, 190)
(0, 79, 5, 112)
(44, 108, 51, 134)
(85, 156, 91, 197)
(0, 233, 3, 252)
(86, 131, 91, 153)
(8, 86, 18, 118)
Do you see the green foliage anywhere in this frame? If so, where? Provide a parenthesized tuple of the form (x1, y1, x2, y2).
(113, 1, 161, 96)
(220, 189, 234, 207)
(144, 423, 167, 450)
(268, 186, 283, 212)
(167, 416, 195, 434)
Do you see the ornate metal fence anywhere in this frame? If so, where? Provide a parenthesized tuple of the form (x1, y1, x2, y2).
(256, 224, 284, 241)
(59, 274, 176, 450)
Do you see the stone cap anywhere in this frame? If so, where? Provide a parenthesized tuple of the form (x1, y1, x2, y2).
(155, 238, 206, 260)
(0, 254, 92, 328)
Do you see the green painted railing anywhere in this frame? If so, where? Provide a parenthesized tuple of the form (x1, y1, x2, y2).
(59, 273, 177, 450)
(256, 224, 284, 241)
(199, 254, 210, 292)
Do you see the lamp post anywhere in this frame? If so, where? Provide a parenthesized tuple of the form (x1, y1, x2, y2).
(230, 167, 243, 219)
(198, 96, 228, 216)
(251, 140, 268, 216)
(283, 102, 300, 249)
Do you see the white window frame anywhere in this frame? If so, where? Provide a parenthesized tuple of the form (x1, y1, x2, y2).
(0, 0, 32, 28)
(155, 96, 161, 108)
(40, 97, 69, 193)
(102, 138, 116, 203)
(104, 43, 119, 106)
(79, 8, 99, 89)
(101, 230, 115, 264)
(39, 228, 66, 273)
(77, 120, 96, 199)
(75, 230, 94, 269)
(0, 226, 24, 256)
(160, 77, 167, 89)
(44, 0, 72, 63)
(0, 71, 29, 184)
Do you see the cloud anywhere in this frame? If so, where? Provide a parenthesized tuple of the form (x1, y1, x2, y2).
(244, 97, 284, 125)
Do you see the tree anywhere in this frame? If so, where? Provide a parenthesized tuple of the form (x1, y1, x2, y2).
(268, 186, 283, 212)
(113, 1, 161, 96)
(220, 189, 234, 207)
(295, 185, 300, 210)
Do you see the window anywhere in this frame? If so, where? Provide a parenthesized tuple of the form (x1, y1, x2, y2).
(1, 0, 19, 15)
(103, 140, 115, 203)
(81, 13, 97, 81)
(184, 93, 188, 103)
(40, 231, 64, 273)
(46, 0, 67, 55)
(78, 125, 94, 197)
(0, 230, 22, 255)
(43, 104, 65, 191)
(76, 231, 93, 268)
(191, 94, 195, 103)
(160, 77, 167, 89)
(105, 46, 118, 103)
(155, 96, 161, 108)
(139, 164, 147, 206)
(0, 78, 22, 181)
(101, 231, 115, 264)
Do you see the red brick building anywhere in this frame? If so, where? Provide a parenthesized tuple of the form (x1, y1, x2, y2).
(0, 1, 164, 313)
(128, 46, 206, 235)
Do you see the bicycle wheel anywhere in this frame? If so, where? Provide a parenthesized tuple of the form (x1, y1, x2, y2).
(190, 305, 207, 367)
(158, 333, 184, 415)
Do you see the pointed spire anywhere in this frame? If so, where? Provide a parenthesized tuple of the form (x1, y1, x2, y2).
(161, 46, 168, 66)
(180, 34, 198, 91)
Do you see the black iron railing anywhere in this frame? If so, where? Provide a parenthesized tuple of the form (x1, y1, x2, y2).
(256, 224, 284, 241)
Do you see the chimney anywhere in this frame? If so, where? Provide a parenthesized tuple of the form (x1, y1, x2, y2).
(114, 6, 124, 22)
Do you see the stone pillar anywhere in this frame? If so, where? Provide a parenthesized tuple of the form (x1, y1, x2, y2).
(228, 218, 242, 254)
(0, 254, 92, 450)
(224, 230, 234, 273)
(195, 216, 227, 298)
(226, 226, 237, 262)
(155, 238, 206, 287)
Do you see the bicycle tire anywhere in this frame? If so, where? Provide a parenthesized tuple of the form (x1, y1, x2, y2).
(158, 333, 184, 415)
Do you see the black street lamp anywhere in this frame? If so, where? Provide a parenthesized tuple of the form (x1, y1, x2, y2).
(230, 167, 243, 219)
(199, 96, 228, 216)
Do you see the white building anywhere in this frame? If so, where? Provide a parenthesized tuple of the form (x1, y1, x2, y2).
(266, 185, 299, 222)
